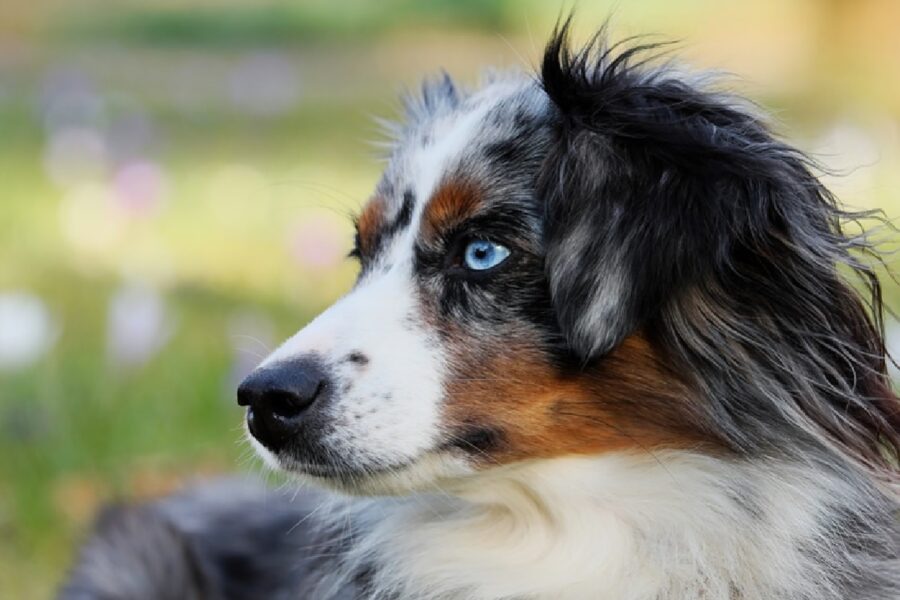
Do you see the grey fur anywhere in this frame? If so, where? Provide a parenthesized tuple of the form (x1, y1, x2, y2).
(60, 479, 360, 600)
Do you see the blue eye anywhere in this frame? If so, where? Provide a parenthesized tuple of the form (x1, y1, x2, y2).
(463, 240, 510, 271)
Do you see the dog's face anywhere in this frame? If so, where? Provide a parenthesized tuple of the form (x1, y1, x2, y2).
(238, 26, 900, 494)
(238, 74, 698, 494)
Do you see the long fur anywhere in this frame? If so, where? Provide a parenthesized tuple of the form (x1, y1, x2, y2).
(61, 20, 900, 600)
(539, 18, 900, 484)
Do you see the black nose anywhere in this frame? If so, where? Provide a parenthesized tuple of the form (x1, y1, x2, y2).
(237, 359, 328, 451)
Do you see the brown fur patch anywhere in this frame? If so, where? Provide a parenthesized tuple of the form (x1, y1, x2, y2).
(422, 179, 483, 243)
(356, 196, 386, 255)
(443, 332, 718, 464)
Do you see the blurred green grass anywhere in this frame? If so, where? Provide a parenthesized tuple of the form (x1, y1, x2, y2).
(0, 57, 374, 596)
(57, 0, 512, 45)
(1, 1, 899, 598)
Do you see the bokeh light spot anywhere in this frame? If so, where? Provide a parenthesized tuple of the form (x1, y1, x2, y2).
(0, 291, 58, 370)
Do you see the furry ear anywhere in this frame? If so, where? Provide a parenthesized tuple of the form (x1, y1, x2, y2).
(537, 21, 773, 357)
(536, 21, 900, 477)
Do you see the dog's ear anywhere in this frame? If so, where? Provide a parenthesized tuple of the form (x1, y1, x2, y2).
(536, 20, 900, 486)
(536, 21, 782, 358)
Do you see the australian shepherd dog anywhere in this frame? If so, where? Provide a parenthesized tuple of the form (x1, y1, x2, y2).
(62, 20, 900, 600)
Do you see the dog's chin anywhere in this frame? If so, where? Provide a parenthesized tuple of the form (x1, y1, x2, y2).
(299, 452, 475, 496)
(250, 437, 473, 496)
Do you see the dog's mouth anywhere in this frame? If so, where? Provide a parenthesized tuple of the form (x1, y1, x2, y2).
(282, 456, 412, 481)
(255, 437, 473, 495)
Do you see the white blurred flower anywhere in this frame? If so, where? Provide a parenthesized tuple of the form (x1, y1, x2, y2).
(107, 283, 174, 369)
(886, 320, 900, 382)
(288, 215, 345, 271)
(229, 52, 301, 117)
(0, 291, 58, 370)
(44, 126, 108, 188)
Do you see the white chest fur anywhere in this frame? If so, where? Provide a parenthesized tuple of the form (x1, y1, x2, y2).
(311, 452, 853, 600)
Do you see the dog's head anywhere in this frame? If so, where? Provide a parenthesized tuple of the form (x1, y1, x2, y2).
(239, 22, 899, 494)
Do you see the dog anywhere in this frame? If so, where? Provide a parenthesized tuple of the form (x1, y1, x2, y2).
(61, 20, 900, 600)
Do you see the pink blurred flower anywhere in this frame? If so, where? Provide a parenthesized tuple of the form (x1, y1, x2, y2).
(288, 216, 345, 271)
(113, 161, 169, 217)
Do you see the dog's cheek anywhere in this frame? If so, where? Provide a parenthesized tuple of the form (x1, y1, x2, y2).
(440, 333, 715, 466)
(437, 329, 564, 464)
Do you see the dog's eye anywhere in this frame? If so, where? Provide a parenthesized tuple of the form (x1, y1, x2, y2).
(463, 240, 510, 271)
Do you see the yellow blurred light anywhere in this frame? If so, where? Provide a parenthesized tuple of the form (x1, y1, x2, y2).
(204, 163, 271, 229)
(58, 182, 126, 253)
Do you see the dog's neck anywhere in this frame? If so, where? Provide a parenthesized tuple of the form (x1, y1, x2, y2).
(311, 451, 867, 600)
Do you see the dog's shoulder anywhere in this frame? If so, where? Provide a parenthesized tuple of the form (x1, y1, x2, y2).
(59, 477, 356, 600)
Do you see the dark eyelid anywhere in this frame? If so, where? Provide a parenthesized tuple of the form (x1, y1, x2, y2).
(445, 213, 528, 250)
(413, 206, 535, 277)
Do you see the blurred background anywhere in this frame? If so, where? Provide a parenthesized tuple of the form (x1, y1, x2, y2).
(1, 0, 898, 597)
